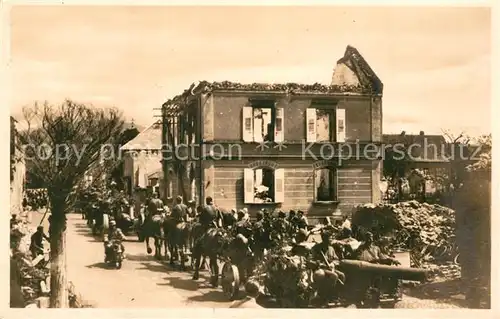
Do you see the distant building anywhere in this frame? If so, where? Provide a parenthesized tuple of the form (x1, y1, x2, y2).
(120, 120, 163, 210)
(382, 131, 450, 199)
(161, 45, 384, 224)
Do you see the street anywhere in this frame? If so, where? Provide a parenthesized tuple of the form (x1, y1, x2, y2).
(29, 211, 462, 309)
(36, 212, 233, 308)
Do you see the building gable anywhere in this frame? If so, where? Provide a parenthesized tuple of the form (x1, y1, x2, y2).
(120, 120, 162, 151)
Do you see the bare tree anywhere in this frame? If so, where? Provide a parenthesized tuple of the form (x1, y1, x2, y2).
(16, 100, 124, 308)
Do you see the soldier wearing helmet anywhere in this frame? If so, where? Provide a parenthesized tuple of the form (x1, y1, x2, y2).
(104, 219, 126, 263)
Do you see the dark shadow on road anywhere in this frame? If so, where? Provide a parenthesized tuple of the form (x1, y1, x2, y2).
(158, 276, 199, 291)
(74, 228, 96, 238)
(186, 290, 228, 303)
(403, 279, 468, 308)
(126, 254, 155, 262)
(86, 262, 109, 269)
(74, 223, 90, 229)
(136, 262, 171, 273)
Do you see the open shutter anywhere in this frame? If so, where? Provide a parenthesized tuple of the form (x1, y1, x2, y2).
(306, 108, 317, 142)
(244, 168, 254, 203)
(242, 107, 253, 142)
(336, 108, 346, 143)
(274, 168, 285, 203)
(275, 108, 284, 143)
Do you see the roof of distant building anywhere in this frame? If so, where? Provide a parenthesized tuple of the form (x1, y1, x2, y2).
(383, 132, 449, 163)
(120, 120, 162, 151)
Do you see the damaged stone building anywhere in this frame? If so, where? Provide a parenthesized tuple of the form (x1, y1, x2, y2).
(161, 45, 383, 223)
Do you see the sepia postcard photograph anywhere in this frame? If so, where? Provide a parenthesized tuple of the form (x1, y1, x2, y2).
(3, 0, 496, 316)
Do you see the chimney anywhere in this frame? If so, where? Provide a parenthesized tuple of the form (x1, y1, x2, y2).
(400, 131, 406, 136)
(419, 131, 425, 136)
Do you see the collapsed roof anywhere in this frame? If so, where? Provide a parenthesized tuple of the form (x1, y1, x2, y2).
(162, 45, 383, 116)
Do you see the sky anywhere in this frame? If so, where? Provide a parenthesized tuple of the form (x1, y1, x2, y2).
(9, 5, 492, 137)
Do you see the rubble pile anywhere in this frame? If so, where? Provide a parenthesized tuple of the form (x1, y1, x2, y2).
(352, 201, 456, 262)
(422, 262, 461, 282)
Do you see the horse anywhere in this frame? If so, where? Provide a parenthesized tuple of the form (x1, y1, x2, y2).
(143, 213, 167, 260)
(164, 217, 192, 270)
(191, 226, 231, 287)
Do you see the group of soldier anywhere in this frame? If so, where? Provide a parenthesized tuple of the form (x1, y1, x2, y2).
(78, 185, 402, 307)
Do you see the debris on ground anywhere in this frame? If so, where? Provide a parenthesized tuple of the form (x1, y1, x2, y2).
(353, 201, 457, 265)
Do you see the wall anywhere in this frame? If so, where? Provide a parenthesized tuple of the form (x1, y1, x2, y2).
(10, 156, 26, 216)
(122, 150, 162, 210)
(209, 158, 378, 224)
(207, 93, 375, 143)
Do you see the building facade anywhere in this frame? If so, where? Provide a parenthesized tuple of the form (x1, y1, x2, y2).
(162, 46, 384, 223)
(120, 121, 163, 211)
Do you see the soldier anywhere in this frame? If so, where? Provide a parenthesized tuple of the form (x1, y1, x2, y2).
(147, 192, 165, 218)
(29, 226, 49, 259)
(171, 196, 188, 223)
(251, 211, 267, 259)
(198, 196, 222, 232)
(296, 210, 309, 229)
(235, 210, 253, 239)
(355, 232, 400, 265)
(309, 230, 346, 307)
(104, 220, 126, 263)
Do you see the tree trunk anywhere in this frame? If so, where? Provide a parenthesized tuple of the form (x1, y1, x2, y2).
(49, 201, 69, 308)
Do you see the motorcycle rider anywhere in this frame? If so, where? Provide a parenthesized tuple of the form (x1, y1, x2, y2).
(104, 220, 126, 263)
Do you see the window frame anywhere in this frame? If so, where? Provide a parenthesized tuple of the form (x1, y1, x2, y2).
(306, 103, 346, 143)
(244, 166, 285, 204)
(242, 99, 283, 143)
(313, 166, 339, 204)
(314, 108, 336, 143)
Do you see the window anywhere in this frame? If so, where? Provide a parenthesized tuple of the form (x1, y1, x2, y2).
(244, 167, 284, 203)
(316, 109, 333, 142)
(242, 106, 284, 143)
(306, 107, 346, 143)
(314, 168, 337, 202)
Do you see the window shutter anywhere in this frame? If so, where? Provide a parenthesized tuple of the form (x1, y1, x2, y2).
(306, 108, 317, 142)
(274, 168, 285, 203)
(336, 108, 346, 143)
(244, 168, 254, 204)
(242, 107, 253, 142)
(275, 108, 284, 143)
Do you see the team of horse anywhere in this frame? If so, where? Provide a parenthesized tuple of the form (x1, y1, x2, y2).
(139, 207, 278, 288)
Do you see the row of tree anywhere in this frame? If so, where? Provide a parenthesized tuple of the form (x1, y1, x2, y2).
(12, 100, 138, 308)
